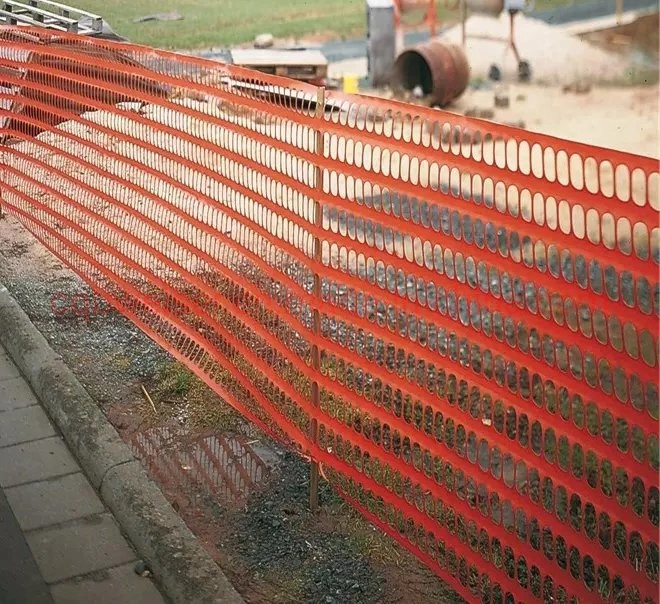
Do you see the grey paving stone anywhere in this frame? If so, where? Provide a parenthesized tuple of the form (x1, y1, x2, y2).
(0, 436, 78, 488)
(0, 353, 20, 382)
(50, 562, 166, 604)
(0, 484, 54, 604)
(5, 472, 104, 531)
(27, 513, 136, 584)
(0, 405, 55, 448)
(0, 375, 40, 412)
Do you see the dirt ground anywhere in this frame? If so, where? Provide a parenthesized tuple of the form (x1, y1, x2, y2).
(451, 83, 659, 158)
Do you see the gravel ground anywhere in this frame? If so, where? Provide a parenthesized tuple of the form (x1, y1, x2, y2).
(0, 216, 168, 407)
(206, 451, 464, 604)
(228, 453, 386, 604)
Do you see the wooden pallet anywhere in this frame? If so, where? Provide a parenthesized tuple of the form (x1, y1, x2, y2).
(230, 48, 328, 83)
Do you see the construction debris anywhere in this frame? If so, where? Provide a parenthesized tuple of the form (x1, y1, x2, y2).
(465, 106, 495, 119)
(230, 48, 328, 84)
(494, 86, 510, 107)
(133, 12, 184, 24)
(562, 80, 592, 94)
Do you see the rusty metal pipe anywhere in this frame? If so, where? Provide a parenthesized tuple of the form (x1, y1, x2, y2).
(392, 40, 469, 107)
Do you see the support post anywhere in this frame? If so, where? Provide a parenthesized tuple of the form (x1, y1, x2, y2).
(0, 156, 4, 220)
(309, 86, 325, 512)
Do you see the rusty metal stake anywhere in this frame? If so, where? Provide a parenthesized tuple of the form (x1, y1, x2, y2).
(309, 86, 325, 512)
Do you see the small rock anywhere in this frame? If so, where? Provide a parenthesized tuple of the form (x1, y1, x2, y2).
(464, 106, 478, 117)
(412, 85, 424, 99)
(133, 560, 152, 578)
(254, 33, 274, 48)
(488, 64, 501, 81)
(477, 108, 495, 119)
(562, 81, 591, 94)
(494, 87, 509, 108)
(516, 93, 526, 101)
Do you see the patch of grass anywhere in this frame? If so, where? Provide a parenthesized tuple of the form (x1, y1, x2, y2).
(72, 0, 582, 49)
(154, 360, 244, 431)
(157, 361, 195, 397)
(72, 0, 370, 49)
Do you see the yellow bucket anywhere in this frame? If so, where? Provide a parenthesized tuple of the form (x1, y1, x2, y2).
(343, 74, 359, 94)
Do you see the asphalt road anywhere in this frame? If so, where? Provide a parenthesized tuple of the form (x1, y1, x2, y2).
(0, 486, 53, 604)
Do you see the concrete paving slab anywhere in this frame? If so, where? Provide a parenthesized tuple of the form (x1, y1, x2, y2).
(0, 375, 40, 412)
(5, 472, 105, 531)
(0, 485, 54, 604)
(0, 352, 20, 381)
(0, 405, 55, 448)
(50, 562, 166, 604)
(0, 436, 78, 488)
(26, 513, 136, 584)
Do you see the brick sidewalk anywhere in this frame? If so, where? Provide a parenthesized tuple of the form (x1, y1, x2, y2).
(0, 345, 167, 604)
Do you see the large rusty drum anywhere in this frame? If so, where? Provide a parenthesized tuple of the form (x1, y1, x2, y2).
(392, 40, 470, 107)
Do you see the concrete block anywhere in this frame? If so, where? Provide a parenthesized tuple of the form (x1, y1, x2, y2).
(0, 405, 55, 448)
(31, 361, 135, 490)
(26, 513, 136, 583)
(5, 472, 104, 531)
(50, 562, 165, 604)
(0, 301, 61, 387)
(0, 436, 78, 487)
(0, 292, 133, 489)
(0, 375, 39, 412)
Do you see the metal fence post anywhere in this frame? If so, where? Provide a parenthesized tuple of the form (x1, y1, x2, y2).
(309, 86, 325, 511)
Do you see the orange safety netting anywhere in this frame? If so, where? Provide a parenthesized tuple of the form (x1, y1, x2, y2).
(0, 27, 657, 604)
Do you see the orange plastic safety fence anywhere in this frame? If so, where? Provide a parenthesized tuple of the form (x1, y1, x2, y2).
(0, 27, 657, 604)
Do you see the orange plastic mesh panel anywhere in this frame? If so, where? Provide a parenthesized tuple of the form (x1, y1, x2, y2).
(317, 91, 659, 603)
(0, 28, 657, 604)
(0, 28, 323, 453)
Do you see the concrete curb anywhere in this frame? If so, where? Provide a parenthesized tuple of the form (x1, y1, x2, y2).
(0, 284, 244, 604)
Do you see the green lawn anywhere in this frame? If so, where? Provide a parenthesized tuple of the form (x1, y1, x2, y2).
(75, 0, 369, 49)
(73, 0, 581, 50)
